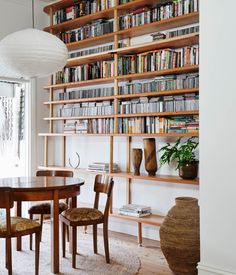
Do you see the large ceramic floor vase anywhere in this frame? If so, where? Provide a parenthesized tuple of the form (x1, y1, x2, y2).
(160, 197, 200, 275)
(143, 138, 157, 176)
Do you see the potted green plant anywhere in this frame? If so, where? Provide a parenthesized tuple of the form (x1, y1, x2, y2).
(159, 137, 199, 179)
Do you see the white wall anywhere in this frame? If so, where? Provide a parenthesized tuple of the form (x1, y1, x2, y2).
(199, 0, 236, 274)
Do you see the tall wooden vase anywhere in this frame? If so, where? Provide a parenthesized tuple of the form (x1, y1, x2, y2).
(132, 148, 143, 176)
(143, 138, 157, 176)
(160, 197, 200, 275)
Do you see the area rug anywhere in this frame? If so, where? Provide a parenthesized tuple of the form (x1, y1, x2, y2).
(0, 223, 140, 275)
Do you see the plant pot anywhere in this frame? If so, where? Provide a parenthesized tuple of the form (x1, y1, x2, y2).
(143, 138, 157, 176)
(179, 161, 198, 179)
(132, 148, 143, 176)
(160, 197, 200, 275)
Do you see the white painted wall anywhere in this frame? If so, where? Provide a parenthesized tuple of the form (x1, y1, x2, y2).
(0, 0, 50, 175)
(199, 0, 236, 274)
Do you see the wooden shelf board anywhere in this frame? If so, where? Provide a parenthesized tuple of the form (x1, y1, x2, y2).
(67, 52, 113, 67)
(66, 33, 115, 51)
(73, 201, 165, 227)
(45, 8, 115, 33)
(38, 166, 198, 186)
(63, 13, 199, 51)
(38, 133, 112, 137)
(44, 95, 115, 105)
(114, 33, 199, 55)
(44, 0, 170, 15)
(45, 66, 198, 90)
(116, 12, 199, 40)
(44, 0, 77, 14)
(44, 110, 198, 121)
(110, 212, 164, 226)
(116, 88, 199, 100)
(45, 77, 115, 90)
(38, 132, 199, 137)
(116, 65, 199, 81)
(44, 88, 198, 105)
(110, 172, 199, 185)
(115, 110, 199, 118)
(44, 115, 115, 121)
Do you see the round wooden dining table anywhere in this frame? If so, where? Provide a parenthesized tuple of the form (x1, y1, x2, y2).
(0, 176, 84, 274)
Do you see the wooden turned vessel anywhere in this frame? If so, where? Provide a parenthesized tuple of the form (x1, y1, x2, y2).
(143, 138, 157, 176)
(132, 148, 143, 176)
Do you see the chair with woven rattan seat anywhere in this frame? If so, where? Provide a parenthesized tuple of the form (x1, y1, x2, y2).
(0, 187, 41, 275)
(28, 170, 73, 250)
(60, 174, 114, 268)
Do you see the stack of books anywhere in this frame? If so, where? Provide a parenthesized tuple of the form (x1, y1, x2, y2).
(118, 204, 152, 217)
(88, 162, 119, 172)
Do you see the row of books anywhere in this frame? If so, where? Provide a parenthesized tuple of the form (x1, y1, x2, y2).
(58, 87, 114, 101)
(119, 0, 198, 30)
(118, 46, 199, 75)
(118, 115, 199, 134)
(118, 204, 151, 217)
(119, 94, 199, 114)
(151, 25, 199, 41)
(55, 60, 114, 84)
(56, 73, 198, 101)
(88, 162, 119, 172)
(64, 119, 114, 134)
(58, 101, 114, 117)
(70, 44, 114, 58)
(57, 19, 113, 44)
(118, 73, 199, 95)
(54, 0, 115, 24)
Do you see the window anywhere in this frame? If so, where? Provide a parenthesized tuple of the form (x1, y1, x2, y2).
(0, 82, 27, 178)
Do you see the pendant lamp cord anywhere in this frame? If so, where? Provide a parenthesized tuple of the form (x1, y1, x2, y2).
(32, 0, 35, 28)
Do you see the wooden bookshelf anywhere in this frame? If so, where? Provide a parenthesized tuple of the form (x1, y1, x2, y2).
(42, 0, 200, 244)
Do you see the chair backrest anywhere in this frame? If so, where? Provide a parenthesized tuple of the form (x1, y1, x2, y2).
(54, 170, 74, 177)
(0, 187, 14, 235)
(93, 175, 114, 220)
(36, 170, 73, 177)
(36, 170, 53, 177)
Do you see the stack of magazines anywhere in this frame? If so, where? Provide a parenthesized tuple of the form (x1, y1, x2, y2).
(88, 162, 119, 172)
(118, 204, 151, 217)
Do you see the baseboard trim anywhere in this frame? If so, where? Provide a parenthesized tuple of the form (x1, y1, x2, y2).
(198, 263, 236, 275)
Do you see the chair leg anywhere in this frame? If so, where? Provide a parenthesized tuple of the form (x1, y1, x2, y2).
(6, 237, 12, 275)
(72, 226, 77, 269)
(103, 222, 110, 264)
(39, 214, 44, 242)
(29, 213, 33, 250)
(93, 224, 97, 254)
(66, 225, 70, 242)
(5, 238, 8, 269)
(35, 232, 40, 275)
(62, 222, 66, 258)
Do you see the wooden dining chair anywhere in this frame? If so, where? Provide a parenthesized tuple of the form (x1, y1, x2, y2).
(0, 187, 41, 275)
(60, 175, 114, 268)
(28, 170, 73, 250)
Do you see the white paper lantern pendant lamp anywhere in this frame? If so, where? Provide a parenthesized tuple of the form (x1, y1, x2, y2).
(0, 0, 68, 78)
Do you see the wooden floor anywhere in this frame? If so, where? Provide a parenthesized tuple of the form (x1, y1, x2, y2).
(101, 229, 173, 275)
